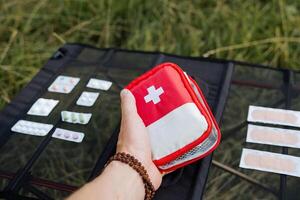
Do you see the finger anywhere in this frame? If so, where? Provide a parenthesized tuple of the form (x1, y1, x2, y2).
(120, 89, 138, 121)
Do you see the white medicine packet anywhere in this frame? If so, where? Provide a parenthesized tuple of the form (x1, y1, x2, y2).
(61, 111, 91, 125)
(48, 75, 80, 94)
(27, 98, 59, 116)
(52, 128, 84, 143)
(86, 78, 112, 91)
(11, 120, 53, 136)
(76, 91, 99, 107)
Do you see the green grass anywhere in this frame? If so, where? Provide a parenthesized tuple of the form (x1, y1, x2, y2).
(1, 0, 300, 199)
(1, 0, 300, 107)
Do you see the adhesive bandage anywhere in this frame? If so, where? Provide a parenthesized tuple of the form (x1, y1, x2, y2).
(247, 124, 300, 149)
(240, 148, 300, 178)
(247, 105, 300, 128)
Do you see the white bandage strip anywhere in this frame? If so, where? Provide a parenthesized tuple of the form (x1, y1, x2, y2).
(247, 105, 300, 128)
(240, 148, 300, 178)
(247, 124, 300, 149)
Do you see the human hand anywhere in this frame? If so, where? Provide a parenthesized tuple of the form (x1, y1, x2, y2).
(116, 89, 162, 190)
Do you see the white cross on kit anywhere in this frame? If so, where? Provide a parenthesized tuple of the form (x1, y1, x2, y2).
(144, 86, 164, 104)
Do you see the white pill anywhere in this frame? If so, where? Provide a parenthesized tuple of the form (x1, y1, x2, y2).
(72, 133, 79, 140)
(64, 133, 70, 138)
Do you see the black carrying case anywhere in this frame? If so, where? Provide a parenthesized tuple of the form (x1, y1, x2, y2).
(0, 44, 233, 200)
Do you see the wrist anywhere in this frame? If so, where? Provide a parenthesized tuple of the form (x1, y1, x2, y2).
(106, 153, 157, 199)
(116, 148, 162, 190)
(101, 160, 145, 200)
(108, 160, 144, 185)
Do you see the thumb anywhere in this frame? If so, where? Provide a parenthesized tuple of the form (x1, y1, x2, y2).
(120, 89, 138, 121)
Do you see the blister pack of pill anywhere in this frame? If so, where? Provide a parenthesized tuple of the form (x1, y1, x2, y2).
(11, 120, 53, 136)
(48, 75, 80, 94)
(52, 128, 84, 143)
(27, 98, 59, 116)
(76, 91, 99, 107)
(86, 78, 112, 91)
(61, 111, 91, 124)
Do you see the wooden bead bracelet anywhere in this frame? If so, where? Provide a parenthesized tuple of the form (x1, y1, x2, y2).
(106, 152, 155, 200)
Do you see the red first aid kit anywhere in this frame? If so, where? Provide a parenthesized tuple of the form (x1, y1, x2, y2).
(126, 62, 221, 172)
